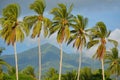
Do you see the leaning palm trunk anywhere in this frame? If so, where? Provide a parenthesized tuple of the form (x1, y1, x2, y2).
(38, 37, 42, 80)
(14, 42, 19, 80)
(77, 50, 82, 80)
(58, 44, 63, 80)
(101, 58, 105, 80)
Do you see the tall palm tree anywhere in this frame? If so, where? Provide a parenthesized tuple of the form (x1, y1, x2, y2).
(0, 4, 29, 80)
(105, 47, 120, 80)
(23, 0, 51, 80)
(87, 21, 118, 80)
(67, 15, 88, 80)
(50, 3, 74, 80)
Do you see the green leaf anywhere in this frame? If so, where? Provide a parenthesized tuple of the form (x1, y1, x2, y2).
(68, 4, 73, 15)
(31, 21, 42, 38)
(49, 26, 59, 36)
(57, 27, 65, 44)
(29, 0, 46, 15)
(87, 40, 99, 49)
(73, 37, 81, 49)
(65, 25, 70, 42)
(108, 39, 118, 47)
(23, 15, 38, 28)
(16, 26, 25, 42)
(96, 22, 107, 37)
(2, 3, 20, 21)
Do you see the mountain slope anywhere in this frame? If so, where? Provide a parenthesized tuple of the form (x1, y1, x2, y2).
(1, 43, 100, 74)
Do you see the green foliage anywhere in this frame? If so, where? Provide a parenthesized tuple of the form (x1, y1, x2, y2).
(30, 0, 46, 15)
(92, 69, 112, 80)
(80, 67, 93, 80)
(43, 67, 113, 80)
(21, 66, 35, 78)
(62, 70, 76, 80)
(0, 3, 29, 45)
(24, 0, 51, 38)
(2, 3, 20, 21)
(0, 47, 5, 55)
(105, 47, 120, 79)
(50, 3, 74, 44)
(67, 15, 88, 50)
(43, 68, 58, 80)
(2, 73, 36, 80)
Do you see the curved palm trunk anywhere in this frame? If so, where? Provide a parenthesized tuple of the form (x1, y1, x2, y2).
(38, 37, 41, 80)
(14, 42, 19, 80)
(58, 44, 63, 80)
(101, 58, 105, 80)
(77, 50, 82, 80)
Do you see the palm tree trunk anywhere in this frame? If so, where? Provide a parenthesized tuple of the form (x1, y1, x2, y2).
(14, 42, 19, 80)
(38, 37, 41, 80)
(77, 50, 82, 80)
(101, 58, 105, 80)
(116, 76, 118, 80)
(116, 66, 118, 80)
(58, 44, 63, 80)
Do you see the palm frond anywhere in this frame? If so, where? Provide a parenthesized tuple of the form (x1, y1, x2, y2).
(108, 39, 118, 47)
(16, 26, 25, 42)
(67, 34, 76, 45)
(57, 27, 65, 44)
(96, 22, 107, 37)
(2, 3, 20, 21)
(68, 4, 73, 15)
(23, 15, 38, 28)
(87, 40, 99, 49)
(65, 25, 70, 42)
(29, 0, 46, 15)
(31, 21, 42, 38)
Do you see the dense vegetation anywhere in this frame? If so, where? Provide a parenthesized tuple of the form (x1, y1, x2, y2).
(0, 0, 120, 80)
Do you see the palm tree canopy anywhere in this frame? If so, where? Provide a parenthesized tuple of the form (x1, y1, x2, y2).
(2, 4, 20, 22)
(105, 47, 120, 75)
(67, 15, 88, 50)
(30, 0, 46, 15)
(23, 0, 51, 38)
(87, 22, 118, 59)
(0, 3, 29, 45)
(50, 3, 74, 44)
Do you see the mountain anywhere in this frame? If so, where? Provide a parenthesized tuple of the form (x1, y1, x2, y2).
(1, 43, 100, 74)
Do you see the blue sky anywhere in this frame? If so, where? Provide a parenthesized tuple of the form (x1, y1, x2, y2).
(0, 0, 120, 56)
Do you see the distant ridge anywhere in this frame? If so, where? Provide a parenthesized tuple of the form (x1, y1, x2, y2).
(1, 43, 100, 74)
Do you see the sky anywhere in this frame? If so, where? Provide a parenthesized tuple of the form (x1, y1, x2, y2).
(0, 0, 120, 56)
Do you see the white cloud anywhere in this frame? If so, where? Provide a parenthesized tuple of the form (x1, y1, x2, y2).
(109, 28, 120, 44)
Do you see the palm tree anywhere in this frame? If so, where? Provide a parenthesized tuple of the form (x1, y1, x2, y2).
(0, 4, 29, 80)
(87, 21, 118, 80)
(105, 47, 120, 80)
(50, 3, 74, 80)
(23, 0, 51, 80)
(67, 15, 88, 80)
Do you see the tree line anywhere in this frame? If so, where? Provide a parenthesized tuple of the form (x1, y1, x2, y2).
(0, 0, 120, 80)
